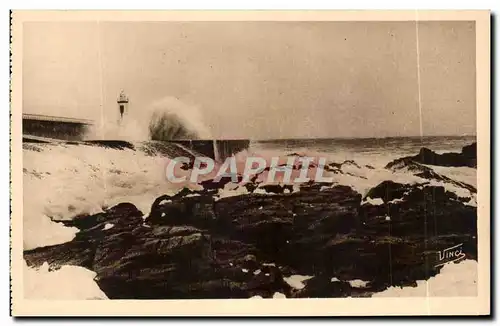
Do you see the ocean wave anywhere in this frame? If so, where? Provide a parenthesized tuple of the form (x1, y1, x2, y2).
(23, 141, 477, 251)
(86, 96, 211, 141)
(23, 142, 191, 250)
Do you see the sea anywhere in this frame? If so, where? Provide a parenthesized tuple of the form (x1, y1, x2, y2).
(22, 135, 478, 299)
(251, 136, 476, 167)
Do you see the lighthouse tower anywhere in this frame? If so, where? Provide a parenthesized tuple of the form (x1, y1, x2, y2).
(117, 89, 129, 123)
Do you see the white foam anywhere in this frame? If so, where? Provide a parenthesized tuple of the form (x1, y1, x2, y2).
(388, 198, 404, 204)
(465, 196, 477, 207)
(24, 143, 477, 252)
(428, 179, 475, 202)
(254, 187, 270, 195)
(362, 197, 384, 206)
(216, 183, 249, 200)
(348, 279, 369, 288)
(23, 143, 186, 250)
(272, 292, 287, 299)
(87, 96, 211, 141)
(103, 223, 114, 230)
(24, 260, 108, 300)
(284, 275, 314, 290)
(334, 161, 476, 202)
(23, 215, 80, 251)
(373, 260, 477, 297)
(333, 167, 425, 197)
(424, 165, 477, 188)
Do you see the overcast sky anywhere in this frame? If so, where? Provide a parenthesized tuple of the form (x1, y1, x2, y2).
(23, 21, 476, 139)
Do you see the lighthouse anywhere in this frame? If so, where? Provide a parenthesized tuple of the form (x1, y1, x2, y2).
(117, 89, 129, 122)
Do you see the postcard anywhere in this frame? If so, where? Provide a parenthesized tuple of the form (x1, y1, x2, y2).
(10, 10, 490, 316)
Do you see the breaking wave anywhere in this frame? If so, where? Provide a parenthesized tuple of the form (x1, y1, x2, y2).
(23, 142, 195, 250)
(23, 140, 477, 250)
(86, 96, 212, 141)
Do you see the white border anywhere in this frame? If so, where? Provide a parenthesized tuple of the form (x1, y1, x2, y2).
(3, 2, 496, 321)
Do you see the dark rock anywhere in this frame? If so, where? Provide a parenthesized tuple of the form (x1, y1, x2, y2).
(146, 192, 216, 229)
(214, 193, 295, 261)
(323, 160, 362, 174)
(24, 176, 477, 299)
(293, 276, 354, 298)
(287, 152, 306, 157)
(258, 184, 294, 194)
(246, 265, 292, 298)
(462, 142, 477, 159)
(417, 147, 466, 167)
(414, 168, 476, 193)
(364, 181, 414, 203)
(324, 163, 342, 174)
(356, 184, 477, 287)
(341, 160, 362, 169)
(84, 140, 135, 150)
(386, 142, 477, 168)
(24, 240, 98, 271)
(94, 231, 216, 299)
(62, 202, 143, 231)
(25, 203, 144, 270)
(385, 159, 476, 194)
(199, 175, 244, 191)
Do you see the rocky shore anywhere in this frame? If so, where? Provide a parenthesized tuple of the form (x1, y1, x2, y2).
(24, 143, 477, 299)
(386, 142, 477, 168)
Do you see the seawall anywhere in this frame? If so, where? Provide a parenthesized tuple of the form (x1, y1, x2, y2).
(170, 140, 250, 161)
(22, 136, 250, 162)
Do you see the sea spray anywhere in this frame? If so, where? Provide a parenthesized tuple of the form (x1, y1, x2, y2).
(148, 97, 212, 140)
(22, 138, 477, 251)
(22, 142, 193, 250)
(86, 96, 212, 141)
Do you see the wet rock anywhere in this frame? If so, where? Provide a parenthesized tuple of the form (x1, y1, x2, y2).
(146, 193, 216, 229)
(24, 177, 477, 299)
(365, 181, 414, 203)
(94, 231, 216, 299)
(199, 175, 244, 191)
(259, 184, 294, 194)
(356, 185, 477, 287)
(414, 168, 476, 193)
(63, 203, 144, 232)
(24, 240, 98, 271)
(461, 142, 477, 160)
(386, 143, 477, 168)
(287, 152, 306, 157)
(245, 265, 292, 298)
(293, 276, 353, 298)
(84, 140, 135, 150)
(24, 203, 144, 270)
(385, 159, 476, 193)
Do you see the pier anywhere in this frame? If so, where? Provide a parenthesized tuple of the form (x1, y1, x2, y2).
(22, 112, 249, 160)
(22, 113, 94, 141)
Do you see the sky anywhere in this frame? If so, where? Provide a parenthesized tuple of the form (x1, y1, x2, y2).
(23, 21, 476, 139)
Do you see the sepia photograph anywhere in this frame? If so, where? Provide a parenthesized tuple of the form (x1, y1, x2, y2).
(10, 10, 490, 316)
